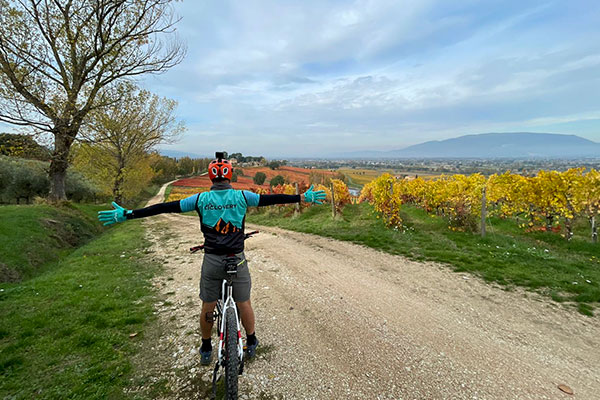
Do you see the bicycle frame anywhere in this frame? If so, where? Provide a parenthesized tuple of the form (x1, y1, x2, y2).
(210, 258, 246, 399)
(190, 230, 258, 399)
(216, 278, 244, 367)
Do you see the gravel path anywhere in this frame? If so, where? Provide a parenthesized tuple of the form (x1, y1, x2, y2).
(138, 188, 600, 399)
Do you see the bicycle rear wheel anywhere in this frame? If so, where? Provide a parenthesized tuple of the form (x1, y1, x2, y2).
(225, 307, 239, 399)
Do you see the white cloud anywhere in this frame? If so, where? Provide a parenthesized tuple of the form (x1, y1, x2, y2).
(142, 0, 600, 156)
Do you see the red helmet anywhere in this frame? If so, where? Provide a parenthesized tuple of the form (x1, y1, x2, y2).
(208, 157, 233, 181)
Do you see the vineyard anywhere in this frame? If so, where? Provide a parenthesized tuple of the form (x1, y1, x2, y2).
(339, 168, 440, 187)
(359, 169, 600, 241)
(165, 166, 343, 202)
(243, 166, 338, 186)
(167, 175, 270, 201)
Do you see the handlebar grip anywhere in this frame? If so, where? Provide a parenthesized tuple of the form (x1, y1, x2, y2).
(190, 245, 204, 253)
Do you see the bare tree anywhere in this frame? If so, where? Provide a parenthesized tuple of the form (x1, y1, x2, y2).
(0, 0, 185, 200)
(81, 82, 183, 202)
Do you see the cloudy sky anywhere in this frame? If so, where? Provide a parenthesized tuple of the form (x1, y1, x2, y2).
(144, 0, 600, 157)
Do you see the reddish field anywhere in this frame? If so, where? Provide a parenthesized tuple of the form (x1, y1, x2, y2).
(239, 166, 336, 186)
(173, 175, 270, 191)
(172, 166, 336, 191)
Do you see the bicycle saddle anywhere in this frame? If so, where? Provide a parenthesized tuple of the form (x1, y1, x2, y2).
(223, 255, 244, 274)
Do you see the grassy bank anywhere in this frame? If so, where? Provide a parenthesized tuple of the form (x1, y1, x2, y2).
(0, 203, 104, 282)
(163, 183, 173, 202)
(0, 209, 160, 399)
(248, 203, 600, 315)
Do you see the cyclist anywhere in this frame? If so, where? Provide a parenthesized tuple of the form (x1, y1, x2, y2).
(98, 152, 326, 366)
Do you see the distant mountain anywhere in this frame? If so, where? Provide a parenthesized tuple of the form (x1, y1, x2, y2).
(391, 132, 600, 158)
(379, 133, 600, 159)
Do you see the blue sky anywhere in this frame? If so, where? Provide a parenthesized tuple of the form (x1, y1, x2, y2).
(143, 0, 600, 157)
(15, 0, 600, 158)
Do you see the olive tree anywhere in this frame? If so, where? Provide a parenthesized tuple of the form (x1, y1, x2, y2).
(0, 0, 185, 200)
(270, 175, 285, 187)
(2, 158, 49, 203)
(253, 172, 266, 185)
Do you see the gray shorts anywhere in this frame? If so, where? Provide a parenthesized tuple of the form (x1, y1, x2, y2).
(199, 252, 251, 303)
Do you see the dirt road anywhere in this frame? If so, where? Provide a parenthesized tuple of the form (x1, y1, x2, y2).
(139, 187, 600, 399)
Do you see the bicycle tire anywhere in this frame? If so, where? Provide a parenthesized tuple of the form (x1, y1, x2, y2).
(225, 307, 239, 400)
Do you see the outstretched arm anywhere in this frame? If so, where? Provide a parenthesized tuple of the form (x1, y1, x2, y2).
(256, 193, 301, 206)
(243, 185, 326, 207)
(98, 194, 198, 226)
(126, 201, 182, 219)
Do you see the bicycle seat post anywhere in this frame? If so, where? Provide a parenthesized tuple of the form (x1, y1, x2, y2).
(224, 255, 240, 285)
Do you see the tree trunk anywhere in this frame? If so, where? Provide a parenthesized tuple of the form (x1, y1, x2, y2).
(48, 129, 75, 201)
(49, 164, 67, 201)
(566, 218, 573, 240)
(529, 205, 535, 227)
(113, 159, 125, 203)
(565, 203, 574, 240)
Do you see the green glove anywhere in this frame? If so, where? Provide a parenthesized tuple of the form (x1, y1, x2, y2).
(303, 185, 327, 205)
(98, 201, 131, 226)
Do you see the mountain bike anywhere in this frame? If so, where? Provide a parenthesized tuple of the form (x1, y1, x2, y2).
(190, 230, 259, 400)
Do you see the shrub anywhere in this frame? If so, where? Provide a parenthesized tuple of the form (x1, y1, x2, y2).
(0, 157, 48, 203)
(253, 172, 266, 185)
(267, 161, 281, 170)
(0, 155, 103, 203)
(231, 168, 243, 182)
(0, 158, 13, 193)
(270, 175, 285, 187)
(331, 179, 351, 212)
(66, 171, 103, 203)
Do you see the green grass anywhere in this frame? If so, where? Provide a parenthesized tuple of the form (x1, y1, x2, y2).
(0, 203, 105, 282)
(163, 184, 173, 202)
(248, 203, 600, 315)
(0, 215, 160, 399)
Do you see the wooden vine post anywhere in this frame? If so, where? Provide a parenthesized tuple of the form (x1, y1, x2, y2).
(389, 180, 394, 225)
(295, 182, 300, 216)
(592, 216, 598, 243)
(330, 182, 336, 218)
(481, 185, 487, 237)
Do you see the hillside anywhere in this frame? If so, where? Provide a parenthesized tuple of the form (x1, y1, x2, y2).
(0, 204, 102, 282)
(0, 211, 159, 399)
(392, 132, 600, 158)
(0, 133, 50, 161)
(166, 166, 339, 202)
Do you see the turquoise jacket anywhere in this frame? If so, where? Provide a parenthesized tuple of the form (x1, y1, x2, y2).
(179, 182, 260, 254)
